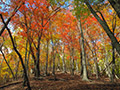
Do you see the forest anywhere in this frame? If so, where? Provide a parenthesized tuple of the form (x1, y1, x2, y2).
(0, 0, 120, 90)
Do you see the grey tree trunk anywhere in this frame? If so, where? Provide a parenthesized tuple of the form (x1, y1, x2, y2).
(94, 53, 100, 79)
(51, 36, 56, 80)
(79, 38, 83, 76)
(111, 44, 115, 82)
(75, 59, 79, 73)
(45, 40, 49, 76)
(79, 19, 89, 81)
(71, 47, 74, 75)
(105, 51, 112, 80)
(57, 53, 61, 71)
(62, 44, 67, 73)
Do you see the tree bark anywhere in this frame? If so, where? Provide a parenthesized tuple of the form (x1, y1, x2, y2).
(57, 53, 61, 71)
(35, 35, 41, 77)
(0, 50, 15, 79)
(15, 60, 20, 80)
(45, 40, 49, 75)
(62, 44, 67, 73)
(79, 19, 89, 81)
(51, 36, 56, 80)
(70, 47, 74, 75)
(75, 59, 79, 73)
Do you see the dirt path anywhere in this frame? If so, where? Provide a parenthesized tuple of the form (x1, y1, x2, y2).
(1, 73, 120, 90)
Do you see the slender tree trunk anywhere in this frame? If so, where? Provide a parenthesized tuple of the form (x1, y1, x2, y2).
(71, 47, 74, 75)
(79, 19, 89, 81)
(45, 40, 49, 76)
(15, 60, 20, 80)
(53, 51, 56, 80)
(111, 44, 115, 82)
(51, 38, 56, 80)
(75, 59, 79, 73)
(27, 50, 30, 77)
(24, 39, 28, 76)
(24, 39, 28, 63)
(57, 53, 61, 71)
(35, 36, 41, 77)
(93, 53, 100, 79)
(62, 44, 66, 73)
(0, 50, 15, 79)
(35, 18, 44, 77)
(79, 39, 83, 76)
(80, 53, 83, 76)
(105, 51, 112, 79)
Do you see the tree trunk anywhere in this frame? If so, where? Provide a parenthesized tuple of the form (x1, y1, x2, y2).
(34, 17, 44, 77)
(105, 51, 112, 80)
(94, 53, 100, 79)
(26, 50, 30, 77)
(79, 39, 83, 76)
(71, 47, 74, 75)
(75, 59, 79, 73)
(79, 19, 89, 81)
(15, 60, 20, 80)
(57, 53, 61, 71)
(51, 37, 56, 80)
(62, 44, 67, 73)
(24, 39, 29, 76)
(111, 44, 115, 82)
(80, 53, 83, 76)
(1, 50, 15, 80)
(35, 36, 41, 77)
(45, 40, 49, 76)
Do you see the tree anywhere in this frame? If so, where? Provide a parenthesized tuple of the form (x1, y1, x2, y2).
(0, 14, 31, 90)
(84, 0, 120, 55)
(0, 1, 24, 36)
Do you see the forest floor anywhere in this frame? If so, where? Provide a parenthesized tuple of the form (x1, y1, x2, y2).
(0, 72, 120, 90)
